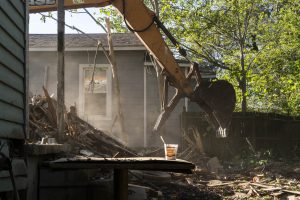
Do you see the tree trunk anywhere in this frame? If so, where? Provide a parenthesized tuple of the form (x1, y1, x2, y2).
(240, 43, 247, 114)
(241, 70, 247, 114)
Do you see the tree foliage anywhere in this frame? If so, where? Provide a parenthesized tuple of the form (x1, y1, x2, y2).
(98, 0, 300, 115)
(249, 1, 300, 115)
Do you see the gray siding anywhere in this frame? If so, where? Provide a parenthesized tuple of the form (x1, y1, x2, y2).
(29, 49, 184, 147)
(29, 50, 147, 146)
(0, 0, 26, 139)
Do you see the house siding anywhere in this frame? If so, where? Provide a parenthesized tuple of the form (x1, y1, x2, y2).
(29, 33, 216, 147)
(0, 0, 26, 140)
(0, 0, 27, 194)
(29, 46, 214, 147)
(29, 50, 151, 146)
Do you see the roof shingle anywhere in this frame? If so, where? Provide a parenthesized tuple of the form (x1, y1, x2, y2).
(29, 33, 143, 48)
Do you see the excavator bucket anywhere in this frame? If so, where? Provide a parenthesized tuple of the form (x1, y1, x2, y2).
(193, 80, 236, 135)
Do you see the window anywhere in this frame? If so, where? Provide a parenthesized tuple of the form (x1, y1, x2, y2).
(79, 64, 112, 120)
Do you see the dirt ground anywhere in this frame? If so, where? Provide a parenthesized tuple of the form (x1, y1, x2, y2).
(29, 93, 300, 199)
(133, 148, 300, 200)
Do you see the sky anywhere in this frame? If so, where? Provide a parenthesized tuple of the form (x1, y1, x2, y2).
(29, 8, 106, 34)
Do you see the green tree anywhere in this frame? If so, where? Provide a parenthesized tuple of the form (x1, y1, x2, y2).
(158, 0, 281, 113)
(158, 0, 300, 115)
(95, 0, 159, 32)
(95, 0, 300, 115)
(249, 1, 300, 115)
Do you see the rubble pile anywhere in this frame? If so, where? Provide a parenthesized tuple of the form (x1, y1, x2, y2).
(28, 89, 300, 199)
(181, 160, 300, 199)
(128, 158, 300, 199)
(28, 88, 136, 157)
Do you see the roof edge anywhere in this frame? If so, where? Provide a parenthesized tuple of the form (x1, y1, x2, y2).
(29, 46, 146, 51)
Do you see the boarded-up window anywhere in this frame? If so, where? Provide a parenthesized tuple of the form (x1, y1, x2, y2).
(84, 68, 107, 116)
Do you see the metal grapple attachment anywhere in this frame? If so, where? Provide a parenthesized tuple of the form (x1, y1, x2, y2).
(153, 63, 236, 137)
(192, 80, 236, 137)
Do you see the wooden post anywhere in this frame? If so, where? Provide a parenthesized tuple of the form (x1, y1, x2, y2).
(114, 169, 128, 200)
(43, 66, 49, 89)
(106, 18, 127, 143)
(57, 0, 65, 141)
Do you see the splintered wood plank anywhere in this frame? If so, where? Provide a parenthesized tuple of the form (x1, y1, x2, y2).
(282, 190, 300, 195)
(42, 86, 57, 127)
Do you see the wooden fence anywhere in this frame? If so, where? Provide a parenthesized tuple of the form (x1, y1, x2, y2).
(180, 112, 300, 158)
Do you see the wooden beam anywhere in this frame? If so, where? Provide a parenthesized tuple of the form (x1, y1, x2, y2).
(106, 18, 127, 143)
(57, 0, 65, 141)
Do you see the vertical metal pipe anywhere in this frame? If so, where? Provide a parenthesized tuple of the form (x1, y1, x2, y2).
(24, 0, 29, 140)
(57, 0, 65, 141)
(144, 66, 147, 147)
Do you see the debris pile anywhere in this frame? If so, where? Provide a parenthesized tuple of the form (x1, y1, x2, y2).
(173, 124, 300, 199)
(28, 89, 300, 199)
(179, 160, 300, 199)
(28, 88, 136, 157)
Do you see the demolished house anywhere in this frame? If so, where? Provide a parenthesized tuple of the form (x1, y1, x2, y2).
(1, 1, 300, 200)
(28, 33, 216, 147)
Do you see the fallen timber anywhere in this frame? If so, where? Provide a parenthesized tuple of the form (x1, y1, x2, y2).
(28, 89, 136, 157)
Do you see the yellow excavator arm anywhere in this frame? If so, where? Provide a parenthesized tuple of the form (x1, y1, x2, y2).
(29, 0, 236, 135)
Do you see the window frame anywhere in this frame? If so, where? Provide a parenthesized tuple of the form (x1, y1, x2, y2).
(78, 64, 112, 121)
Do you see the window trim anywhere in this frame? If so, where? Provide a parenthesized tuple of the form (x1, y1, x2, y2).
(79, 64, 112, 121)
